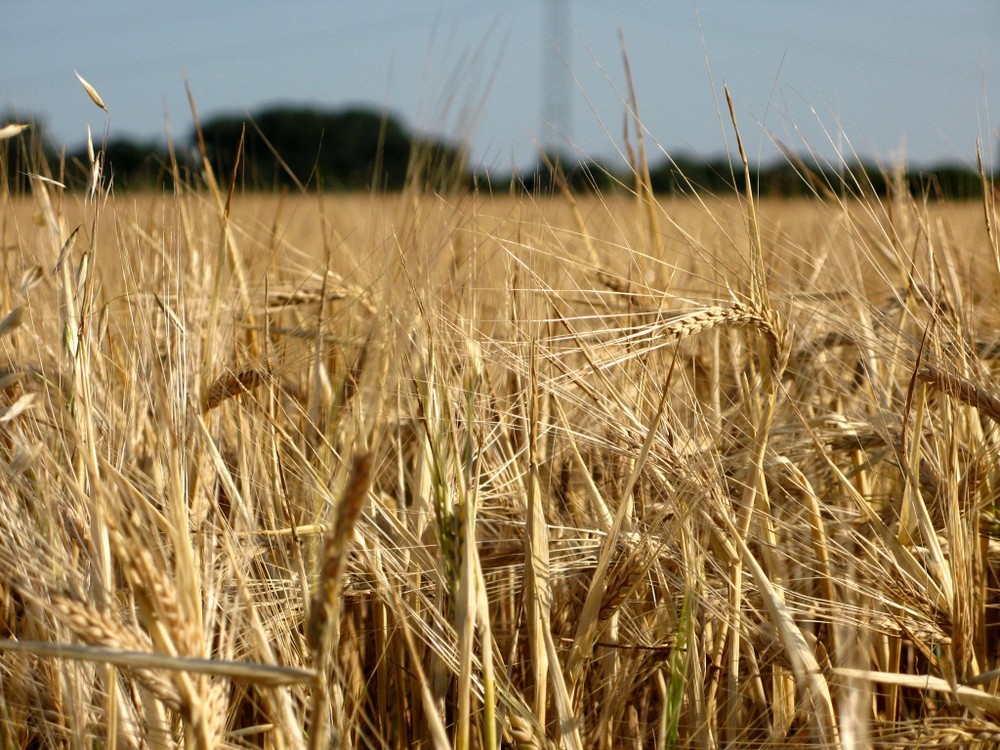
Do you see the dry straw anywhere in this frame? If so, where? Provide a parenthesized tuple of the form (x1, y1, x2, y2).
(2, 77, 999, 749)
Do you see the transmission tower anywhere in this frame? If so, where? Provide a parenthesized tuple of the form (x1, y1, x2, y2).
(541, 0, 572, 158)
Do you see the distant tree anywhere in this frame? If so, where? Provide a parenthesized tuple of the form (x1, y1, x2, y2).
(103, 139, 167, 189)
(649, 154, 712, 195)
(911, 164, 983, 200)
(196, 105, 465, 192)
(564, 159, 618, 193)
(0, 113, 59, 194)
(495, 153, 617, 195)
(755, 161, 811, 198)
(648, 155, 742, 196)
(647, 154, 985, 200)
(835, 160, 887, 198)
(62, 138, 167, 191)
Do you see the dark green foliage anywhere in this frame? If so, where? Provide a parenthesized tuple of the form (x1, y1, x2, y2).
(3, 104, 992, 198)
(644, 154, 991, 200)
(647, 154, 739, 195)
(500, 154, 618, 195)
(910, 165, 984, 200)
(101, 139, 167, 190)
(0, 114, 59, 195)
(197, 105, 465, 192)
(59, 138, 168, 192)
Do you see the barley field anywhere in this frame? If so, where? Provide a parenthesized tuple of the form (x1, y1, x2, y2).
(1, 139, 1000, 750)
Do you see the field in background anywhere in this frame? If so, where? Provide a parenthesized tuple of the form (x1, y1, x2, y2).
(2, 179, 1000, 749)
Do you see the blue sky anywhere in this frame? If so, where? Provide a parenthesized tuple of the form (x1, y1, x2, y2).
(4, 2, 999, 171)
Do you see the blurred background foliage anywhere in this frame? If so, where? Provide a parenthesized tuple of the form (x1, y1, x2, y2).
(1, 104, 992, 199)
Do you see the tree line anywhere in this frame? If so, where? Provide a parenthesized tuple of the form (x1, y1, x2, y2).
(1, 104, 991, 199)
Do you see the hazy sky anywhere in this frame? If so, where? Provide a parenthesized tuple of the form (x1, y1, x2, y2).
(4, 2, 999, 171)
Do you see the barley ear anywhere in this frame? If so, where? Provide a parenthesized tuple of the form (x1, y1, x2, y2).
(0, 123, 29, 140)
(307, 451, 372, 750)
(74, 71, 108, 112)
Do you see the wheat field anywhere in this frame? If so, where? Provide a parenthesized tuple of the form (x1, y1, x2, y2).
(1, 130, 1000, 750)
